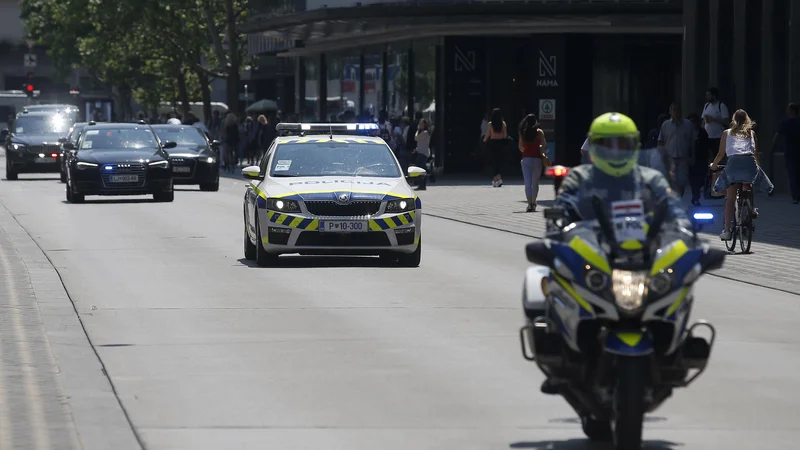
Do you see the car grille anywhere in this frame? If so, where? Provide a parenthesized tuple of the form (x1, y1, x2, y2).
(27, 144, 61, 154)
(170, 158, 196, 178)
(304, 201, 382, 217)
(295, 231, 391, 247)
(101, 163, 147, 188)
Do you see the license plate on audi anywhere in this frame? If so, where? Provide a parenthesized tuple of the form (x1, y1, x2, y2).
(173, 166, 191, 173)
(110, 175, 138, 183)
(319, 220, 367, 232)
(34, 157, 56, 163)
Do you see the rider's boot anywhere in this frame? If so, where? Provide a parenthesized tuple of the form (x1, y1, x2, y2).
(540, 378, 561, 395)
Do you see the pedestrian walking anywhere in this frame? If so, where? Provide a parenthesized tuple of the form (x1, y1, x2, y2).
(221, 113, 239, 172)
(518, 113, 547, 212)
(776, 103, 800, 203)
(702, 87, 730, 158)
(483, 108, 508, 187)
(413, 119, 431, 190)
(657, 103, 694, 197)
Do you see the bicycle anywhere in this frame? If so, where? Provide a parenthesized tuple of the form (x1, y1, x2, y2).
(712, 164, 755, 253)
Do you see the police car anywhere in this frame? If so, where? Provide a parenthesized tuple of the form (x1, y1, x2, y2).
(242, 123, 426, 266)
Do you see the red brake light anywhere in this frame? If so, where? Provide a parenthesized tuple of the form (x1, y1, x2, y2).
(554, 167, 568, 176)
(51, 153, 58, 158)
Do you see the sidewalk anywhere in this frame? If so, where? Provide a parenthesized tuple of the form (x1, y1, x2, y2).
(418, 176, 800, 295)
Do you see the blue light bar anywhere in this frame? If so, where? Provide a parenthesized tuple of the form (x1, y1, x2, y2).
(693, 212, 714, 221)
(104, 165, 113, 171)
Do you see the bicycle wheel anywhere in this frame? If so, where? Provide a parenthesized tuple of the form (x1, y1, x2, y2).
(739, 197, 753, 253)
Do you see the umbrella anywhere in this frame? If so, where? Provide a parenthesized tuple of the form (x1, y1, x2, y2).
(245, 99, 279, 113)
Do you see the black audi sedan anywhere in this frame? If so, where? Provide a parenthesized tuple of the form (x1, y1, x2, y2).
(64, 122, 177, 203)
(150, 125, 220, 191)
(4, 111, 72, 180)
(58, 122, 88, 183)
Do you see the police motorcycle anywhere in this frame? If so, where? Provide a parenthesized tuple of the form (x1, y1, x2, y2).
(519, 195, 726, 449)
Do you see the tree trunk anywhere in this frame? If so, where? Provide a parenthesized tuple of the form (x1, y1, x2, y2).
(197, 70, 212, 125)
(225, 0, 241, 115)
(177, 69, 191, 119)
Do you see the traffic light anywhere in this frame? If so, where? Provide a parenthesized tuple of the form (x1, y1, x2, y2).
(24, 83, 34, 97)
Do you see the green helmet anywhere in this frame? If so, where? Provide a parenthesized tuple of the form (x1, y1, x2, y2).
(587, 112, 641, 177)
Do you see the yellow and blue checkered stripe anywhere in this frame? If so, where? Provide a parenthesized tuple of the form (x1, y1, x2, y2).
(267, 211, 415, 230)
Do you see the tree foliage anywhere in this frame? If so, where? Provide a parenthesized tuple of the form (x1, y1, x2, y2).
(21, 0, 252, 118)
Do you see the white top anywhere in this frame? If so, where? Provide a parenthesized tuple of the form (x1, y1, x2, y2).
(702, 101, 729, 139)
(167, 118, 182, 125)
(724, 130, 756, 156)
(415, 130, 431, 157)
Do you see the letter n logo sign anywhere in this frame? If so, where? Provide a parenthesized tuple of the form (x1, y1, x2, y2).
(454, 46, 476, 72)
(538, 51, 556, 77)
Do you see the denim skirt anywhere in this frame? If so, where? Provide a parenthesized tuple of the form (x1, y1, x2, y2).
(713, 154, 774, 193)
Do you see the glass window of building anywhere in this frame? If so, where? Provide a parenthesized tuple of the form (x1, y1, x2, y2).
(303, 58, 319, 121)
(413, 39, 437, 127)
(387, 44, 409, 121)
(327, 53, 360, 121)
(363, 51, 383, 122)
(342, 55, 360, 119)
(326, 53, 345, 122)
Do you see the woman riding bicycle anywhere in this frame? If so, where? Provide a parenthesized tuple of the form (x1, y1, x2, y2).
(710, 109, 774, 241)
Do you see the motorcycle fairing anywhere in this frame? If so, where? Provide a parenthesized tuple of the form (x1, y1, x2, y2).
(604, 331, 654, 356)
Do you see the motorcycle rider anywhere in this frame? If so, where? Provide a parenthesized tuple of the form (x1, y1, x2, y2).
(541, 112, 691, 394)
(555, 112, 690, 227)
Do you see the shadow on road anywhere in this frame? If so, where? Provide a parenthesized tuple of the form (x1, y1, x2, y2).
(509, 439, 682, 449)
(60, 198, 156, 204)
(4, 177, 60, 182)
(237, 255, 414, 269)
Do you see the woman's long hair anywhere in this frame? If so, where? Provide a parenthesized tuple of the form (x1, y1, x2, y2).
(729, 109, 754, 138)
(224, 113, 237, 127)
(490, 108, 503, 133)
(417, 119, 429, 134)
(518, 114, 540, 142)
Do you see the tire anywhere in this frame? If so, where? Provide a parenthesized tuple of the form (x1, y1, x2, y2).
(6, 162, 17, 180)
(68, 184, 84, 203)
(200, 180, 219, 191)
(582, 416, 613, 442)
(739, 198, 753, 254)
(724, 213, 737, 252)
(243, 208, 256, 260)
(255, 215, 279, 267)
(60, 168, 66, 183)
(397, 238, 421, 267)
(613, 356, 648, 450)
(153, 190, 174, 202)
(553, 177, 563, 194)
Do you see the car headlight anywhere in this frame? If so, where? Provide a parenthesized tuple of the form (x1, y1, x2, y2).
(386, 198, 414, 213)
(266, 198, 300, 212)
(148, 160, 169, 168)
(11, 143, 26, 151)
(75, 161, 98, 170)
(205, 157, 216, 163)
(612, 270, 648, 311)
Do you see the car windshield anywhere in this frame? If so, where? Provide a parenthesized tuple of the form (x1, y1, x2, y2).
(14, 115, 71, 134)
(80, 127, 158, 150)
(68, 124, 88, 144)
(269, 141, 401, 178)
(152, 127, 207, 149)
(25, 107, 78, 123)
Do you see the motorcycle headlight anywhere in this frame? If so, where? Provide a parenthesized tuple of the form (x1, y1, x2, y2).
(649, 271, 673, 297)
(266, 198, 300, 212)
(76, 161, 98, 170)
(612, 270, 648, 311)
(386, 198, 414, 213)
(148, 160, 169, 168)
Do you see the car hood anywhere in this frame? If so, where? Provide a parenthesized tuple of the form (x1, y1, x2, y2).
(10, 134, 64, 145)
(77, 149, 165, 164)
(264, 176, 413, 201)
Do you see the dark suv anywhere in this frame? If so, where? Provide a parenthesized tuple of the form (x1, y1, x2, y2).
(4, 111, 72, 180)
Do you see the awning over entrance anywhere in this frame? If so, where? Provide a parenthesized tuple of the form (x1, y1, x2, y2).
(242, 2, 682, 56)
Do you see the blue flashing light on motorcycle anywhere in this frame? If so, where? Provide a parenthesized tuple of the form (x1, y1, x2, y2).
(519, 195, 727, 449)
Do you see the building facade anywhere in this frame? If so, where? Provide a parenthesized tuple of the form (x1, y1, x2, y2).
(244, 0, 799, 190)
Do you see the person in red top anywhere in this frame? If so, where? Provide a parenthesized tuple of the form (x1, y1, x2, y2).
(518, 113, 548, 212)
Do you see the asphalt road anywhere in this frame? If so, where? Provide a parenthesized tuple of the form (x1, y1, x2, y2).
(0, 163, 799, 449)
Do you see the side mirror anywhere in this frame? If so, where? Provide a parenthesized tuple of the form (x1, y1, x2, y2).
(58, 137, 67, 144)
(525, 241, 555, 267)
(407, 166, 426, 178)
(242, 165, 262, 180)
(700, 248, 726, 272)
(1, 129, 9, 139)
(62, 142, 76, 151)
(162, 141, 178, 149)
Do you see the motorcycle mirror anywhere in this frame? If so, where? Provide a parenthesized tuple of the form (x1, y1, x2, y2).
(543, 207, 566, 220)
(700, 248, 726, 271)
(525, 241, 554, 266)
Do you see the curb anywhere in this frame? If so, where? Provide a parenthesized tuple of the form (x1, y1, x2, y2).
(0, 204, 142, 450)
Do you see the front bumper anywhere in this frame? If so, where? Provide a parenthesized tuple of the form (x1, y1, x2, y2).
(169, 157, 219, 185)
(70, 164, 173, 196)
(256, 208, 421, 255)
(6, 147, 61, 173)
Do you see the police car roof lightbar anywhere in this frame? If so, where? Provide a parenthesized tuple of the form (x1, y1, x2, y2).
(275, 123, 379, 132)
